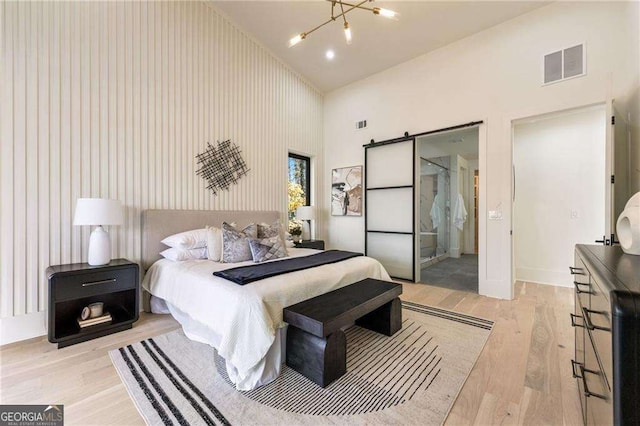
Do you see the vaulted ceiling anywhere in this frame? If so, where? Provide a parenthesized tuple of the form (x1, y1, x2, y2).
(211, 1, 549, 92)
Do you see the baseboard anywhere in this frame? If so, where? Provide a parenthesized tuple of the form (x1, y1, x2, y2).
(516, 267, 572, 287)
(479, 278, 512, 299)
(516, 278, 572, 288)
(0, 311, 47, 345)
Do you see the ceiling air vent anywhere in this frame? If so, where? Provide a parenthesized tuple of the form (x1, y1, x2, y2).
(355, 119, 367, 130)
(543, 44, 585, 85)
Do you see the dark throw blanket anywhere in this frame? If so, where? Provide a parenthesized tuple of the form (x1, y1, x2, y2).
(214, 250, 363, 285)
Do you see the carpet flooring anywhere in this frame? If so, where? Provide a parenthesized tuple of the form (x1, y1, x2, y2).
(110, 302, 492, 425)
(419, 255, 478, 294)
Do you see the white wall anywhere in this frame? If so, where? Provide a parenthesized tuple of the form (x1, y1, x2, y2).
(324, 1, 639, 299)
(514, 106, 606, 287)
(0, 1, 324, 344)
(633, 122, 640, 195)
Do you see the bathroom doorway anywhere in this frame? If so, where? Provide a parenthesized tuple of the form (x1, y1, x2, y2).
(417, 126, 479, 293)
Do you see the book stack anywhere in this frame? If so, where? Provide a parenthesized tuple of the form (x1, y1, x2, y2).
(78, 312, 112, 328)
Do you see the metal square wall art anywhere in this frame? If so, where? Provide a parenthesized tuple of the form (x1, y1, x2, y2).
(196, 140, 250, 195)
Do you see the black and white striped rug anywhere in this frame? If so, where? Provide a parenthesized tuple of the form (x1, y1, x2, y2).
(110, 302, 493, 425)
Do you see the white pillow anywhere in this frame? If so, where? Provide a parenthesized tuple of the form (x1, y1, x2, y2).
(206, 222, 236, 262)
(161, 228, 208, 249)
(160, 247, 208, 262)
(207, 226, 223, 261)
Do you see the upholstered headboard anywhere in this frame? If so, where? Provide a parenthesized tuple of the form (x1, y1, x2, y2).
(141, 209, 280, 271)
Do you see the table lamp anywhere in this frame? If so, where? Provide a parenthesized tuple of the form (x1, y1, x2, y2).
(296, 206, 316, 240)
(73, 198, 123, 265)
(617, 192, 640, 255)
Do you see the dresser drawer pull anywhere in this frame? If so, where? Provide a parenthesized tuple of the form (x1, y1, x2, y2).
(571, 359, 583, 378)
(573, 281, 592, 295)
(569, 266, 585, 275)
(82, 278, 117, 287)
(578, 365, 608, 400)
(582, 307, 611, 332)
(570, 313, 584, 328)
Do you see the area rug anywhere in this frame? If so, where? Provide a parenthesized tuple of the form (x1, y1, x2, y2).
(110, 302, 493, 425)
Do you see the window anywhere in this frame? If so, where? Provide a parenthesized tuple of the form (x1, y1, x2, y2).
(288, 153, 310, 220)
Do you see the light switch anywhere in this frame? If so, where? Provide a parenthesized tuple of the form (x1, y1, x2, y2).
(489, 210, 503, 220)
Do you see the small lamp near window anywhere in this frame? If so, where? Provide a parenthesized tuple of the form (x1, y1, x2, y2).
(296, 206, 316, 241)
(73, 198, 123, 266)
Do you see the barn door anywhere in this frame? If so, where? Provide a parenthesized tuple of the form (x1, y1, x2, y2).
(364, 137, 416, 281)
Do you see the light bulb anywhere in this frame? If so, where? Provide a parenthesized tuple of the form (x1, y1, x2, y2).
(288, 33, 305, 47)
(374, 7, 399, 20)
(325, 50, 335, 60)
(344, 23, 352, 45)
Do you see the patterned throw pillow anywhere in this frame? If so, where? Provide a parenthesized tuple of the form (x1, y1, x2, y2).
(257, 220, 282, 239)
(283, 231, 295, 248)
(248, 236, 288, 263)
(221, 222, 258, 263)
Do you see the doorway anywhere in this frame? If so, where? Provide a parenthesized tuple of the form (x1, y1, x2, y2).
(512, 104, 606, 287)
(417, 127, 480, 293)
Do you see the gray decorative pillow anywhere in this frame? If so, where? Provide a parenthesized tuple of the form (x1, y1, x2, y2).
(248, 236, 289, 263)
(257, 219, 282, 239)
(221, 222, 258, 263)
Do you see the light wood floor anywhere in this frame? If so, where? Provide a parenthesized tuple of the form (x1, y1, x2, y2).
(0, 281, 581, 425)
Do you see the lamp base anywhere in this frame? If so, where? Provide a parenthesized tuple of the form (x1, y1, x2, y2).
(302, 221, 311, 240)
(617, 192, 640, 255)
(88, 226, 112, 266)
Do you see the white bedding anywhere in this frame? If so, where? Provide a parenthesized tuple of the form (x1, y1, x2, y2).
(142, 248, 391, 390)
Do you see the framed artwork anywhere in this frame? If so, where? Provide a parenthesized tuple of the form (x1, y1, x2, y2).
(331, 165, 363, 216)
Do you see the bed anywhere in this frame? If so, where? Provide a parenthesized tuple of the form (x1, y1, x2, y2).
(140, 209, 391, 391)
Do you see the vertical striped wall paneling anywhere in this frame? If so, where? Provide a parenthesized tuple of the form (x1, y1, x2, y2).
(0, 1, 324, 318)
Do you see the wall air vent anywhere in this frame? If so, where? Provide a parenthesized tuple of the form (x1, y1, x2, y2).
(355, 119, 367, 130)
(543, 43, 585, 85)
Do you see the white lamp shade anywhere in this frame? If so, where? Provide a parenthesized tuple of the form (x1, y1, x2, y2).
(73, 198, 123, 226)
(296, 206, 316, 221)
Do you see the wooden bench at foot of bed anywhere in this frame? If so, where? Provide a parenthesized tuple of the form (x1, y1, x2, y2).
(283, 278, 403, 387)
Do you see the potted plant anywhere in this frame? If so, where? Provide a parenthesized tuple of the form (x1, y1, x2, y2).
(289, 220, 303, 243)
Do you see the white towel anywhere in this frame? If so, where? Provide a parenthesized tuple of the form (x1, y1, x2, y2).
(430, 194, 441, 229)
(453, 193, 468, 231)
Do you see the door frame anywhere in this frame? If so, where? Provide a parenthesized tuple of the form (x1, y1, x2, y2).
(509, 99, 612, 292)
(364, 121, 486, 289)
(414, 124, 486, 290)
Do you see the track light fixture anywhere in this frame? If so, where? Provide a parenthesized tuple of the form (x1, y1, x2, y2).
(288, 0, 399, 47)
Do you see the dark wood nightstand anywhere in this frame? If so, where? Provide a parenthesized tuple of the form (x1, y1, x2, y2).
(47, 259, 139, 348)
(294, 240, 325, 250)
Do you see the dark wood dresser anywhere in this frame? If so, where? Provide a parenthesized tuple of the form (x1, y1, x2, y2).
(571, 245, 640, 425)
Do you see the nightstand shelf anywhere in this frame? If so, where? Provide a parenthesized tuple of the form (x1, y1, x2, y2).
(294, 240, 325, 250)
(47, 259, 139, 348)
